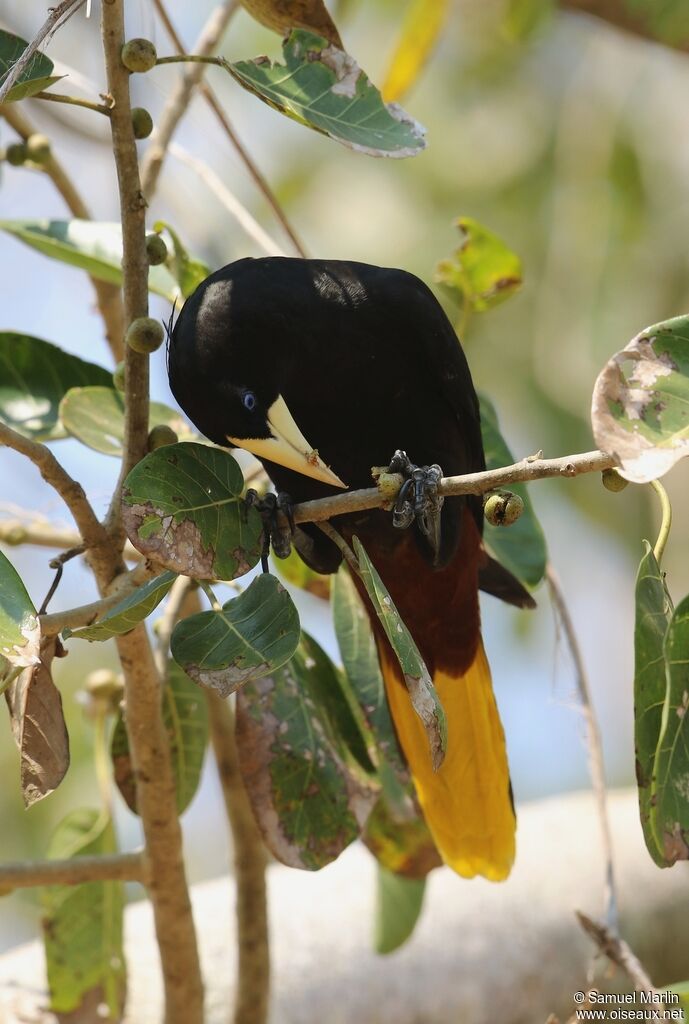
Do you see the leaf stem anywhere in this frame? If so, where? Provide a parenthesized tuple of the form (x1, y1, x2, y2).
(649, 478, 672, 567)
(199, 579, 223, 611)
(94, 709, 113, 815)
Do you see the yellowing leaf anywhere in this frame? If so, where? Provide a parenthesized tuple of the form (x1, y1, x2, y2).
(382, 0, 450, 102)
(435, 217, 523, 313)
(240, 0, 343, 47)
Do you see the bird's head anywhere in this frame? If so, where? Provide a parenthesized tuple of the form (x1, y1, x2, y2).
(168, 261, 347, 489)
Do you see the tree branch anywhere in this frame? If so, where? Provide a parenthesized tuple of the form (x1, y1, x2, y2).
(39, 561, 157, 637)
(207, 691, 270, 1024)
(0, 422, 117, 583)
(575, 912, 660, 994)
(0, 0, 87, 104)
(150, 0, 307, 256)
(560, 0, 689, 53)
(290, 449, 617, 526)
(100, 6, 204, 1023)
(0, 852, 148, 892)
(0, 102, 126, 361)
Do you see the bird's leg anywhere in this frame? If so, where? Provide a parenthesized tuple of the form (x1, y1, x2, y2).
(245, 489, 295, 571)
(388, 450, 445, 563)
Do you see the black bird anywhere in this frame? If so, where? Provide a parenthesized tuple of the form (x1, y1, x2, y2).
(169, 256, 530, 880)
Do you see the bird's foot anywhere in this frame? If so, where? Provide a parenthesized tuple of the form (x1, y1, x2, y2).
(387, 450, 444, 561)
(245, 489, 295, 571)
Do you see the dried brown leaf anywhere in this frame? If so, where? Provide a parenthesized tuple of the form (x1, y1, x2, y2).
(240, 0, 343, 47)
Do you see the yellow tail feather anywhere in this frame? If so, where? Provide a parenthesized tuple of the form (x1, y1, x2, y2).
(379, 639, 515, 881)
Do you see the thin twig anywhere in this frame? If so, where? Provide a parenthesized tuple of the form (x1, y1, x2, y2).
(290, 449, 617, 527)
(0, 852, 148, 891)
(150, 0, 307, 256)
(169, 142, 286, 256)
(0, 103, 126, 360)
(207, 691, 270, 1024)
(32, 90, 113, 115)
(141, 0, 239, 200)
(0, 0, 87, 105)
(548, 566, 618, 934)
(154, 574, 195, 678)
(576, 912, 660, 994)
(38, 545, 85, 615)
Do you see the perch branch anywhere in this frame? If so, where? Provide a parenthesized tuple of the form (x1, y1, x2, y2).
(0, 0, 87, 104)
(0, 852, 148, 891)
(547, 566, 618, 934)
(290, 449, 617, 526)
(575, 912, 660, 994)
(32, 90, 113, 116)
(100, 5, 204, 1023)
(207, 691, 270, 1024)
(0, 103, 125, 360)
(151, 0, 306, 256)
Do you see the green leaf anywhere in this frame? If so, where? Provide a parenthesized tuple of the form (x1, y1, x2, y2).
(364, 791, 441, 879)
(352, 537, 446, 770)
(625, 0, 689, 48)
(171, 574, 300, 697)
(331, 567, 406, 779)
(479, 393, 547, 588)
(373, 865, 426, 954)
(228, 30, 426, 157)
(122, 442, 263, 580)
(59, 386, 196, 456)
(111, 661, 208, 815)
(435, 217, 523, 313)
(634, 542, 673, 865)
(0, 30, 63, 102)
(236, 638, 375, 870)
(275, 546, 330, 600)
(41, 809, 125, 1018)
(650, 591, 689, 864)
(0, 220, 179, 301)
(153, 221, 210, 299)
(592, 315, 689, 483)
(0, 332, 111, 441)
(0, 548, 39, 669)
(64, 572, 177, 642)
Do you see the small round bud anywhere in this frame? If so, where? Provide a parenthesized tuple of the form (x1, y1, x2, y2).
(5, 142, 27, 166)
(484, 491, 524, 527)
(602, 468, 629, 492)
(3, 525, 27, 545)
(148, 424, 178, 451)
(85, 669, 123, 701)
(125, 316, 165, 354)
(131, 107, 153, 140)
(145, 233, 167, 266)
(121, 37, 157, 73)
(112, 360, 126, 392)
(26, 133, 51, 164)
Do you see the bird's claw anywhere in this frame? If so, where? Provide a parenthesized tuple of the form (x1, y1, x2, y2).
(388, 450, 444, 562)
(245, 489, 295, 571)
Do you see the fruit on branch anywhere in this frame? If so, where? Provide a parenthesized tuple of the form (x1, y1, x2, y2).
(484, 491, 524, 526)
(145, 233, 168, 266)
(26, 134, 51, 165)
(131, 107, 154, 140)
(126, 317, 164, 354)
(5, 142, 27, 166)
(121, 37, 157, 73)
(113, 360, 126, 392)
(601, 468, 629, 492)
(148, 425, 179, 451)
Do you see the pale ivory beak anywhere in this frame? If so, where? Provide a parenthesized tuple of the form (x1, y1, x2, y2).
(227, 394, 347, 489)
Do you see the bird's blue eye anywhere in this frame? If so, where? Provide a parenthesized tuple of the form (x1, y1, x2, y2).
(242, 391, 256, 411)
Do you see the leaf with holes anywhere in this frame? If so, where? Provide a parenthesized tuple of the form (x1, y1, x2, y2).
(435, 217, 523, 313)
(60, 387, 196, 456)
(122, 442, 263, 580)
(6, 636, 69, 807)
(64, 572, 177, 643)
(649, 592, 689, 865)
(479, 393, 547, 588)
(352, 537, 446, 770)
(171, 574, 300, 697)
(41, 809, 125, 1018)
(0, 548, 39, 669)
(228, 30, 426, 158)
(236, 638, 375, 870)
(381, 0, 449, 102)
(0, 220, 179, 301)
(111, 660, 208, 815)
(634, 542, 674, 866)
(592, 315, 689, 483)
(374, 866, 426, 954)
(0, 333, 111, 442)
(331, 567, 407, 782)
(0, 30, 63, 101)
